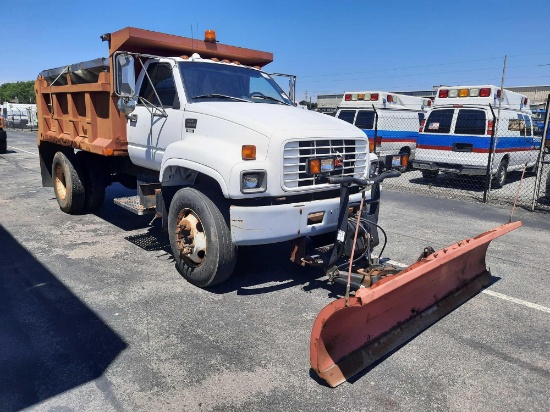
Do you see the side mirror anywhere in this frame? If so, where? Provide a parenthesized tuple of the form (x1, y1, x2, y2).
(114, 53, 136, 97)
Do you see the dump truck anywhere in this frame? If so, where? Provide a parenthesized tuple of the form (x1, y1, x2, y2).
(35, 27, 382, 287)
(35, 27, 520, 387)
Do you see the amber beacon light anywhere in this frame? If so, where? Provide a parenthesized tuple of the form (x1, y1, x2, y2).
(204, 30, 217, 43)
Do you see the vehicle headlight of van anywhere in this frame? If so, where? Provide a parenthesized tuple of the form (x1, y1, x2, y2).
(241, 170, 267, 193)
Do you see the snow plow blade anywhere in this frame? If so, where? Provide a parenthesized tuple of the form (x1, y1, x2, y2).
(310, 221, 521, 387)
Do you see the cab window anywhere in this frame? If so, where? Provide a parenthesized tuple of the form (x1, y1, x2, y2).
(138, 63, 177, 108)
(454, 109, 486, 135)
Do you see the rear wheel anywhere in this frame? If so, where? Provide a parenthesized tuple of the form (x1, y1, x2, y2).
(168, 186, 237, 288)
(0, 130, 7, 153)
(493, 159, 508, 189)
(52, 151, 85, 214)
(422, 170, 438, 183)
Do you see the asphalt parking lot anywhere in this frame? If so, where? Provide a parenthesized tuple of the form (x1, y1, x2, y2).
(1, 130, 549, 411)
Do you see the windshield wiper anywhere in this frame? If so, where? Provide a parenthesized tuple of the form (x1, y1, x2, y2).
(193, 94, 250, 102)
(250, 95, 289, 105)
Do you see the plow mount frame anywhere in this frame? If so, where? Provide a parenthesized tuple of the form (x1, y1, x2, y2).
(310, 221, 522, 387)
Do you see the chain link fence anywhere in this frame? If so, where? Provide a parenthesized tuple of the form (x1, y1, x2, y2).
(338, 96, 550, 212)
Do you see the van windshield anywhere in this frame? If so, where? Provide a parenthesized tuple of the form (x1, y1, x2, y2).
(455, 109, 486, 135)
(424, 109, 453, 134)
(179, 62, 292, 105)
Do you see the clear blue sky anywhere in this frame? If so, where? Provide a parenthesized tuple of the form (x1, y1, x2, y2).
(2, 0, 549, 101)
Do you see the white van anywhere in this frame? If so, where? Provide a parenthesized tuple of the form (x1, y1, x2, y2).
(336, 91, 430, 170)
(414, 85, 539, 187)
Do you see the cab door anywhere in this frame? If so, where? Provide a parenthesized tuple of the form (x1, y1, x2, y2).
(127, 61, 185, 171)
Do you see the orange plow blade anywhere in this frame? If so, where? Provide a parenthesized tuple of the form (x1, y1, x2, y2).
(310, 221, 521, 387)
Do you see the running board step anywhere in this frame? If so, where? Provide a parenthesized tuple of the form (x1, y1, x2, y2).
(114, 196, 155, 215)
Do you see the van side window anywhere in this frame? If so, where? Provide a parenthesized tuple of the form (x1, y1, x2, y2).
(355, 110, 375, 129)
(337, 110, 356, 125)
(418, 112, 425, 125)
(424, 109, 453, 134)
(509, 116, 526, 136)
(455, 109, 486, 135)
(138, 63, 177, 108)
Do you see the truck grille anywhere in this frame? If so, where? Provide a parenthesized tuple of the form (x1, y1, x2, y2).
(283, 139, 368, 189)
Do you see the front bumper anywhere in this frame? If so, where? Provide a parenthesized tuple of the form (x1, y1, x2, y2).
(230, 191, 367, 246)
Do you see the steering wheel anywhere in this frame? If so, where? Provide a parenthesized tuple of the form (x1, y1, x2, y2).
(248, 91, 266, 98)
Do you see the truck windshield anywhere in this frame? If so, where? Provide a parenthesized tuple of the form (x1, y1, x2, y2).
(179, 62, 292, 105)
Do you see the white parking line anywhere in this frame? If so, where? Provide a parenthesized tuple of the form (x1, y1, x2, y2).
(381, 257, 549, 313)
(7, 145, 38, 156)
(481, 290, 550, 313)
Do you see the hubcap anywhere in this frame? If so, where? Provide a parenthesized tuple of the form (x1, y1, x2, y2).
(54, 163, 67, 200)
(175, 208, 207, 267)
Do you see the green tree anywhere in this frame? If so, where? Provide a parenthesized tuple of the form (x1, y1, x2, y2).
(0, 81, 36, 104)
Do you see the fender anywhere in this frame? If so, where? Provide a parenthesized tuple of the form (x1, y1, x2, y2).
(160, 157, 229, 197)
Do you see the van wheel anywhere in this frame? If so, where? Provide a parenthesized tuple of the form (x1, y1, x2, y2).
(168, 186, 237, 288)
(493, 159, 508, 189)
(76, 152, 106, 212)
(0, 130, 7, 153)
(422, 170, 438, 183)
(52, 152, 85, 214)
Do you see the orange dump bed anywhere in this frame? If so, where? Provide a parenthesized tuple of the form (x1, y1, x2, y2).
(35, 27, 273, 156)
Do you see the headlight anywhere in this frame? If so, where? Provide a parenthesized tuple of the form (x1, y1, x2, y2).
(241, 170, 267, 193)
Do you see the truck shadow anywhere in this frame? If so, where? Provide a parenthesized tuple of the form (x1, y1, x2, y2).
(0, 225, 127, 411)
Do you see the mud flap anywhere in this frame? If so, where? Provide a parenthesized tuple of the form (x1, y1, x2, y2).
(310, 221, 521, 387)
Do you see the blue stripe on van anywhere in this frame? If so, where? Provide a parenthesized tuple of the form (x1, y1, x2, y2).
(362, 129, 418, 141)
(417, 133, 535, 150)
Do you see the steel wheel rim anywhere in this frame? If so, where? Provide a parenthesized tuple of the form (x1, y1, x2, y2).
(54, 163, 67, 200)
(174, 208, 207, 268)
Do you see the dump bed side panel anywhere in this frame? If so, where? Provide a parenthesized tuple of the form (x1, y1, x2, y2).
(35, 63, 128, 156)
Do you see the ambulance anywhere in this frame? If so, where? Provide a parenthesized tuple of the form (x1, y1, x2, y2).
(414, 85, 539, 187)
(336, 91, 430, 170)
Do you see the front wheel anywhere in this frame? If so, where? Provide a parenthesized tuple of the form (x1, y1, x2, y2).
(168, 186, 237, 288)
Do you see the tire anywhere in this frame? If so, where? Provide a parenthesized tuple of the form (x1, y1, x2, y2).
(52, 151, 85, 214)
(493, 159, 508, 189)
(76, 151, 106, 213)
(168, 186, 237, 288)
(0, 130, 7, 153)
(422, 170, 438, 183)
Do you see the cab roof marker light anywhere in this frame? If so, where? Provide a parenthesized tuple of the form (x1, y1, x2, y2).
(345, 94, 352, 101)
(352, 94, 358, 101)
(459, 89, 469, 97)
(438, 89, 449, 98)
(479, 88, 491, 97)
(470, 88, 480, 97)
(371, 93, 379, 101)
(364, 93, 371, 101)
(358, 93, 365, 100)
(387, 95, 393, 103)
(448, 89, 458, 98)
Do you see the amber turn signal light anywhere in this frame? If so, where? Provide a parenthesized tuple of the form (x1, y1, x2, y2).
(309, 159, 321, 174)
(242, 145, 256, 160)
(369, 140, 375, 153)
